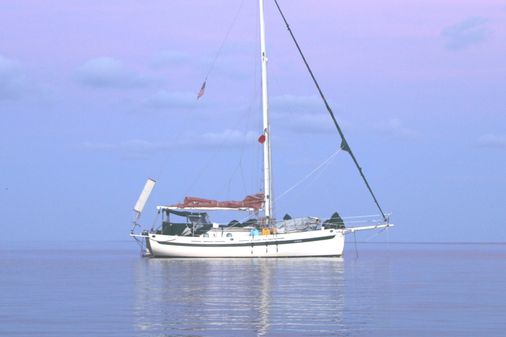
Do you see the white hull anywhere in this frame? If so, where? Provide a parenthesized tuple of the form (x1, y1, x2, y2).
(142, 229, 344, 258)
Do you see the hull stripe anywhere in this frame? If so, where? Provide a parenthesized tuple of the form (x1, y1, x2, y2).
(153, 234, 336, 248)
(150, 255, 342, 259)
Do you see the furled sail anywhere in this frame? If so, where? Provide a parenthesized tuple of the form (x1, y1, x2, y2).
(171, 193, 264, 211)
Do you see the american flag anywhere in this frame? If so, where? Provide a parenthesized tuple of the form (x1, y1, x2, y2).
(197, 80, 206, 99)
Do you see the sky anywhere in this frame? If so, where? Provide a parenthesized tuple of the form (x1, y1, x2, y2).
(0, 0, 505, 243)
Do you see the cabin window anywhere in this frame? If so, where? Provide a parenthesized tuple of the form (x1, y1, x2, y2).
(226, 233, 233, 238)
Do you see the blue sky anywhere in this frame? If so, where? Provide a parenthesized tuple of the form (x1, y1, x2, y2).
(1, 0, 505, 242)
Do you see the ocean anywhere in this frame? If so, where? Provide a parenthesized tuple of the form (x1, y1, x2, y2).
(1, 241, 505, 337)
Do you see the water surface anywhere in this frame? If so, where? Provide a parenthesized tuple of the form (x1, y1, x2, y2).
(1, 242, 504, 336)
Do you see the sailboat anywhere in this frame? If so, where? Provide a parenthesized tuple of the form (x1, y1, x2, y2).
(129, 0, 393, 258)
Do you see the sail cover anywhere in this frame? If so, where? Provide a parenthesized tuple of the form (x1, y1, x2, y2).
(172, 193, 264, 211)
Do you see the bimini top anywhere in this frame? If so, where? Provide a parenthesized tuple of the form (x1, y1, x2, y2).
(158, 193, 264, 212)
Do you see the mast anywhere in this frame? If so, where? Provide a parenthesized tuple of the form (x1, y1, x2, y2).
(259, 0, 273, 223)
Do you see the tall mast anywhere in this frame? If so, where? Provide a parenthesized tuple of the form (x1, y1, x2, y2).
(259, 0, 273, 223)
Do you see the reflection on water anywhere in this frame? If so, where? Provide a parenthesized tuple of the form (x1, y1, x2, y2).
(133, 258, 345, 336)
(3, 243, 504, 336)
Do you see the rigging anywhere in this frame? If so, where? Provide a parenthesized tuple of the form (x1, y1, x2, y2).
(273, 0, 388, 223)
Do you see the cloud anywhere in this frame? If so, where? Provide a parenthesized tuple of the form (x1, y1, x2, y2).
(374, 118, 418, 138)
(477, 134, 506, 149)
(271, 94, 325, 112)
(150, 49, 250, 80)
(442, 17, 490, 51)
(196, 129, 256, 148)
(275, 112, 335, 134)
(151, 50, 194, 69)
(270, 95, 339, 134)
(0, 55, 28, 101)
(75, 57, 154, 89)
(81, 139, 159, 153)
(142, 90, 201, 110)
(80, 129, 256, 157)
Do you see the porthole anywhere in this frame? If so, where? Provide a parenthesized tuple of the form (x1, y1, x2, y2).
(226, 233, 233, 238)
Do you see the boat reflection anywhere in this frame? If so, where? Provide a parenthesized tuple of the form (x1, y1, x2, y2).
(133, 258, 346, 336)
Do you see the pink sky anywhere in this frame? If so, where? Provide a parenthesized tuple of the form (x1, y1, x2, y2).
(1, 0, 505, 242)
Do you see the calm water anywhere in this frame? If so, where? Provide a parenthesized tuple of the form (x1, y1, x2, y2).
(1, 242, 505, 337)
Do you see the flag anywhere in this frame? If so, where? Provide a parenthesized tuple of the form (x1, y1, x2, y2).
(197, 80, 206, 99)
